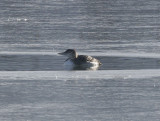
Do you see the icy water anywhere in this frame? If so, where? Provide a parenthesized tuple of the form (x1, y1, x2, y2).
(1, 0, 160, 121)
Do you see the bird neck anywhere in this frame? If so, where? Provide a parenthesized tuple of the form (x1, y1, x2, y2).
(75, 52, 78, 58)
(70, 52, 78, 59)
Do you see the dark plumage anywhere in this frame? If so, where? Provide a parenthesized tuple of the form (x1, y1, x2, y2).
(58, 49, 102, 66)
(72, 55, 101, 65)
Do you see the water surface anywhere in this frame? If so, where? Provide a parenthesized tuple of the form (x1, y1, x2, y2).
(0, 0, 160, 121)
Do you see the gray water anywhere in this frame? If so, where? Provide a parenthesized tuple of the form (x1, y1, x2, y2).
(1, 0, 160, 121)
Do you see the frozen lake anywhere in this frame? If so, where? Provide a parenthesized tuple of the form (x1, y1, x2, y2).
(1, 0, 160, 120)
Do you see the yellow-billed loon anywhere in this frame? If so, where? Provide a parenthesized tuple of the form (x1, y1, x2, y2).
(58, 49, 102, 68)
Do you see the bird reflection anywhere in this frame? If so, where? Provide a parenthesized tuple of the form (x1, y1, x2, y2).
(63, 65, 100, 71)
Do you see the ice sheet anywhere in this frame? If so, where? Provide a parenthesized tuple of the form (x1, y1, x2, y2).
(1, 51, 160, 59)
(0, 69, 160, 81)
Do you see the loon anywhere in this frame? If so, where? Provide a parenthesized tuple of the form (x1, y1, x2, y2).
(58, 49, 102, 68)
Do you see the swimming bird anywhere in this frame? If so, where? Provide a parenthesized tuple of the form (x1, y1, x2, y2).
(58, 49, 101, 69)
